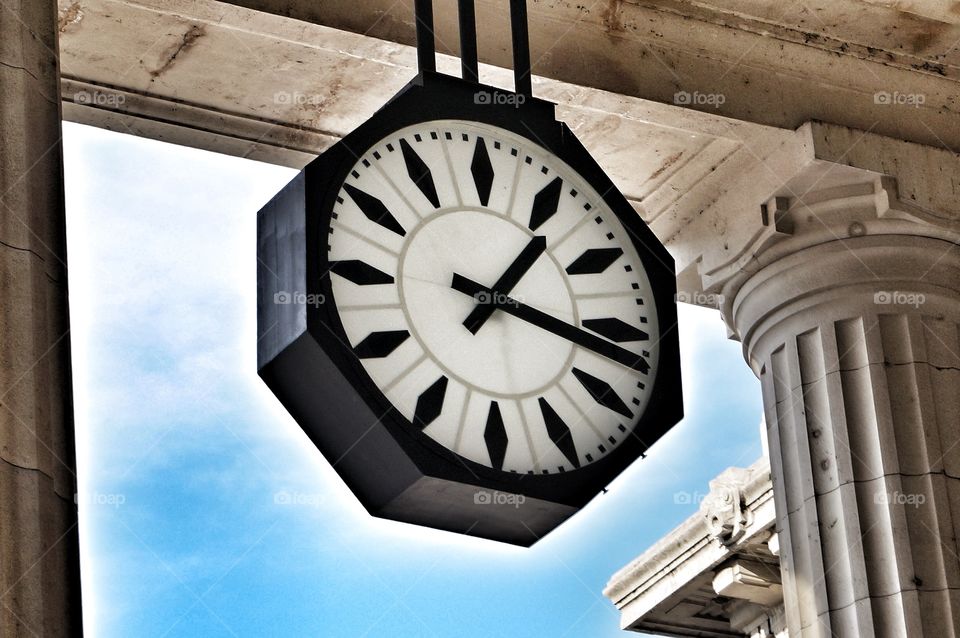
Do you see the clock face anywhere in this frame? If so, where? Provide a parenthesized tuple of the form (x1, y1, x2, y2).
(325, 120, 659, 475)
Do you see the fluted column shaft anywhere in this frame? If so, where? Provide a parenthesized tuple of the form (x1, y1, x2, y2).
(0, 1, 83, 634)
(727, 230, 960, 637)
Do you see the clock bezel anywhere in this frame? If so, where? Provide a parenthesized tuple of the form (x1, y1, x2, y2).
(304, 72, 682, 508)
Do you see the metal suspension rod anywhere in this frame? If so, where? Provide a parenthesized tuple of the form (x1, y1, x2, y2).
(458, 0, 479, 82)
(509, 0, 532, 97)
(415, 0, 437, 73)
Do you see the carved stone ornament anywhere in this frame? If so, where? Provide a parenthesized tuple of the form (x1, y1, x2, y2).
(700, 467, 753, 545)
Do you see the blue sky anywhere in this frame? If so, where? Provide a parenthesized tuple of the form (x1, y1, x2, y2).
(63, 122, 762, 637)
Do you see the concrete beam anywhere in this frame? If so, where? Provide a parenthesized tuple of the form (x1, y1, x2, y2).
(218, 0, 960, 150)
(55, 0, 960, 291)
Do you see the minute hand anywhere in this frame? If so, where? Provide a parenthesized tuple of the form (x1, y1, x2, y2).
(451, 273, 650, 374)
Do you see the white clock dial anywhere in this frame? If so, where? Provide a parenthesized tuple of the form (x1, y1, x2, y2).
(326, 120, 659, 474)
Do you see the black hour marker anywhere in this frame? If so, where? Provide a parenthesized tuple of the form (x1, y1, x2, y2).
(343, 183, 406, 237)
(329, 260, 394, 285)
(399, 138, 441, 208)
(471, 137, 494, 207)
(484, 401, 508, 470)
(353, 330, 410, 359)
(413, 377, 448, 429)
(582, 318, 649, 343)
(529, 177, 563, 231)
(539, 398, 580, 469)
(565, 247, 623, 275)
(572, 367, 634, 418)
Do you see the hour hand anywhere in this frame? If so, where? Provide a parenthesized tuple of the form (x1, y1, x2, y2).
(462, 235, 546, 334)
(451, 274, 650, 374)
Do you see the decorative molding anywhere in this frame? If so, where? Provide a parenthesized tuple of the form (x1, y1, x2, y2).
(605, 458, 778, 634)
(701, 468, 754, 546)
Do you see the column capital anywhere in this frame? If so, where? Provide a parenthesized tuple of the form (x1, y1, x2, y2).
(670, 121, 960, 320)
(704, 159, 960, 370)
(713, 168, 960, 291)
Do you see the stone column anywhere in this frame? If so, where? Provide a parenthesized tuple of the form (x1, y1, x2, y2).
(719, 176, 960, 636)
(0, 1, 83, 635)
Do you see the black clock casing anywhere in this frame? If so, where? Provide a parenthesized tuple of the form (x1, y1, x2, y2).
(257, 72, 683, 546)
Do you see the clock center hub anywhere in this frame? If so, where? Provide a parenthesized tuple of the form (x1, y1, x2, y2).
(399, 209, 577, 397)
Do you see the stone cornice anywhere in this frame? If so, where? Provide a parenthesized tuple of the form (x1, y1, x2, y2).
(604, 457, 775, 617)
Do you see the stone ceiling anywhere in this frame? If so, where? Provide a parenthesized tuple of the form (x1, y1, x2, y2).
(55, 0, 960, 302)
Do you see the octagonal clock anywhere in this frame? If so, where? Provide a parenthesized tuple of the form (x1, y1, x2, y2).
(257, 72, 682, 546)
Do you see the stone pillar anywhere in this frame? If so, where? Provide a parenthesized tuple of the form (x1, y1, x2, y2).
(720, 176, 960, 636)
(0, 1, 83, 635)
